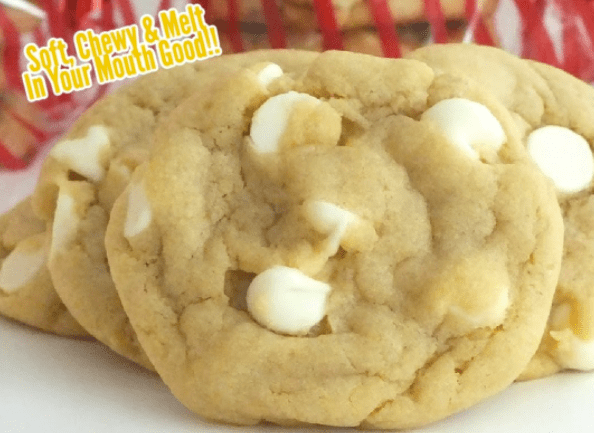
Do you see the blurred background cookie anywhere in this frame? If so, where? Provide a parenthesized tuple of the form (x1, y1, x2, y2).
(0, 197, 89, 336)
(214, 0, 499, 55)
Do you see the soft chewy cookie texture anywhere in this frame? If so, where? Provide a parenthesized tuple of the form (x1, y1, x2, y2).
(105, 50, 563, 428)
(0, 197, 88, 336)
(407, 43, 594, 380)
(29, 50, 321, 370)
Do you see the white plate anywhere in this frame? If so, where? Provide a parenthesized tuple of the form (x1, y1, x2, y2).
(1, 313, 593, 433)
(1, 147, 594, 433)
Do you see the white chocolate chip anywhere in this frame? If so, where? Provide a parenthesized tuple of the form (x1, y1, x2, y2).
(305, 201, 357, 235)
(249, 91, 321, 154)
(0, 237, 47, 293)
(448, 285, 510, 328)
(299, 201, 377, 276)
(50, 125, 111, 182)
(422, 98, 506, 160)
(304, 200, 359, 255)
(551, 332, 594, 371)
(246, 266, 331, 335)
(50, 192, 79, 260)
(257, 63, 283, 88)
(124, 182, 152, 239)
(527, 126, 594, 194)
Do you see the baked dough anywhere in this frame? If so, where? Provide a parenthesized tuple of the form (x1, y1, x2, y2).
(407, 43, 594, 379)
(105, 50, 563, 428)
(0, 197, 88, 336)
(29, 50, 323, 370)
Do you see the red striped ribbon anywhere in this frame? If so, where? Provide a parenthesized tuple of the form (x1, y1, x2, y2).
(261, 0, 287, 49)
(312, 0, 343, 50)
(423, 0, 449, 43)
(0, 6, 23, 90)
(571, 0, 594, 44)
(368, 0, 401, 57)
(0, 141, 28, 169)
(513, 0, 561, 68)
(116, 0, 136, 26)
(465, 0, 495, 46)
(154, 0, 171, 28)
(32, 26, 51, 110)
(8, 110, 48, 142)
(158, 0, 171, 12)
(42, 0, 66, 39)
(227, 0, 244, 52)
(191, 0, 211, 23)
(102, 0, 116, 31)
(559, 0, 594, 80)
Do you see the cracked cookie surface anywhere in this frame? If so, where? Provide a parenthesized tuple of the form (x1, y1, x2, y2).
(0, 197, 88, 336)
(407, 43, 594, 380)
(105, 50, 563, 428)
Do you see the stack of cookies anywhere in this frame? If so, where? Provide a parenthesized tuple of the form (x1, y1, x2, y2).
(212, 0, 499, 56)
(1, 44, 593, 429)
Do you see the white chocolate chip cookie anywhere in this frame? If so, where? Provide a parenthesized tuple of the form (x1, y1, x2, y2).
(407, 43, 594, 380)
(105, 50, 563, 428)
(0, 198, 88, 336)
(28, 50, 321, 370)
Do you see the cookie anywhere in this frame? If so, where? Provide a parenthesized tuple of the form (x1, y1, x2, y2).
(219, 24, 463, 58)
(407, 43, 594, 380)
(279, 0, 498, 31)
(29, 50, 325, 370)
(216, 0, 498, 56)
(30, 61, 209, 369)
(0, 197, 88, 336)
(105, 50, 563, 428)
